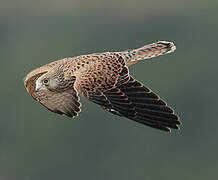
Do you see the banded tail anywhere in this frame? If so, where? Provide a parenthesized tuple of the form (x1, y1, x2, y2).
(119, 41, 176, 66)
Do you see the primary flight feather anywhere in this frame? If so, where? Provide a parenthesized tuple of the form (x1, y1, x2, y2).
(24, 41, 180, 132)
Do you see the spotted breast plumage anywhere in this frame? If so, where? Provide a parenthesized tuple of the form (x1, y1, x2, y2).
(24, 41, 181, 132)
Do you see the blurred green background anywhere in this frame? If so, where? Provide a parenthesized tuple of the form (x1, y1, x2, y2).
(0, 0, 218, 179)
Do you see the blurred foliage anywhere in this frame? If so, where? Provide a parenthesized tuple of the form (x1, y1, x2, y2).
(0, 0, 218, 179)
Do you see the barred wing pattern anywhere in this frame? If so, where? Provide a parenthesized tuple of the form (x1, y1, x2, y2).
(24, 41, 180, 131)
(37, 88, 81, 118)
(25, 71, 81, 118)
(88, 75, 180, 132)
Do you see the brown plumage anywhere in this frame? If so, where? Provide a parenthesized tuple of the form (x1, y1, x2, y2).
(24, 41, 180, 132)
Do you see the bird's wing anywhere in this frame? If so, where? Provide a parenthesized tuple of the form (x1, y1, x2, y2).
(24, 58, 66, 83)
(37, 89, 81, 118)
(25, 72, 81, 118)
(88, 66, 180, 132)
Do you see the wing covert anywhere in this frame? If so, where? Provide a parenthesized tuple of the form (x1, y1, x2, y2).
(87, 63, 180, 132)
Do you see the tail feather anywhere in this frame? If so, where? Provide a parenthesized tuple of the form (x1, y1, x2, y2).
(119, 41, 176, 66)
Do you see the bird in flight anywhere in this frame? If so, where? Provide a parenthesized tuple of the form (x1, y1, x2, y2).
(24, 41, 180, 132)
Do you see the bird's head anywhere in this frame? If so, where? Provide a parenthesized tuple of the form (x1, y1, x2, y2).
(35, 73, 60, 92)
(34, 65, 66, 92)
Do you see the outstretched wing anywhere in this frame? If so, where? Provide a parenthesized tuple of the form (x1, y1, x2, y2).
(37, 89, 81, 118)
(25, 72, 81, 118)
(88, 66, 180, 131)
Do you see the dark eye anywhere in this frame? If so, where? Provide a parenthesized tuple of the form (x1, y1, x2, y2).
(42, 79, 49, 85)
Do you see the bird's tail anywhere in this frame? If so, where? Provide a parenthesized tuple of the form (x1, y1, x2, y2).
(118, 41, 176, 66)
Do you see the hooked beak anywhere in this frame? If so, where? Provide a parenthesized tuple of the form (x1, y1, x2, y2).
(35, 83, 42, 92)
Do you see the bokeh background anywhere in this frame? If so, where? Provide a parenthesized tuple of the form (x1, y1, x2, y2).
(0, 0, 218, 179)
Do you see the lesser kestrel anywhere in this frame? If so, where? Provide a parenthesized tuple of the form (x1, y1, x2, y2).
(24, 41, 180, 132)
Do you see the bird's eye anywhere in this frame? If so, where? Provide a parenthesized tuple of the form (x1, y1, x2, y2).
(42, 79, 49, 85)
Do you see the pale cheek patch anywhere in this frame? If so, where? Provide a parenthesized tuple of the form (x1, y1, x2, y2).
(49, 79, 58, 89)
